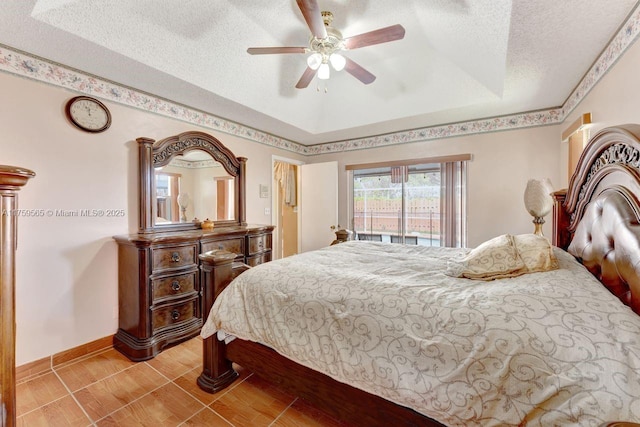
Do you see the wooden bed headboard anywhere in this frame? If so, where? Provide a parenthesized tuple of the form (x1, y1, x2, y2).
(553, 124, 640, 314)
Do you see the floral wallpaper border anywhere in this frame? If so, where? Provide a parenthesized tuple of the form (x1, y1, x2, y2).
(0, 45, 302, 154)
(1, 2, 639, 156)
(561, 3, 640, 117)
(168, 159, 222, 169)
(301, 109, 563, 155)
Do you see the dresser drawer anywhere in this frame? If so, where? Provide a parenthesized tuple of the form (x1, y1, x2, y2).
(152, 245, 197, 272)
(201, 238, 244, 257)
(248, 234, 272, 255)
(152, 298, 198, 333)
(152, 271, 197, 302)
(246, 252, 272, 267)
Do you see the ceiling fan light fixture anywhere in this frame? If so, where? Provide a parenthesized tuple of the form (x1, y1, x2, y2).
(318, 63, 330, 80)
(246, 2, 405, 89)
(329, 53, 346, 71)
(307, 53, 322, 70)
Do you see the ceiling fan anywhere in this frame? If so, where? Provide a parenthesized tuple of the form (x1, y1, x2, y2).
(247, 0, 406, 89)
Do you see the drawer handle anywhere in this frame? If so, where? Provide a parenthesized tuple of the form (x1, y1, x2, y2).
(171, 280, 181, 291)
(218, 245, 224, 250)
(171, 310, 180, 321)
(258, 240, 264, 249)
(171, 252, 181, 262)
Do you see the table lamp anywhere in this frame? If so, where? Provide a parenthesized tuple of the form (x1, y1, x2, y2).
(523, 178, 554, 236)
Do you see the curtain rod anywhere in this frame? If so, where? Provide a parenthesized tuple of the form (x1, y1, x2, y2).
(345, 154, 472, 171)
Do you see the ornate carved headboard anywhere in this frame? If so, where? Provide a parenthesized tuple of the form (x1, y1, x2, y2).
(553, 124, 640, 314)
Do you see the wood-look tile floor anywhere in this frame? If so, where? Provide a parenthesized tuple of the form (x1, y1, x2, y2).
(16, 337, 349, 426)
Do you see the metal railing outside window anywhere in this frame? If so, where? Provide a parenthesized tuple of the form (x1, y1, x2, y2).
(348, 157, 468, 248)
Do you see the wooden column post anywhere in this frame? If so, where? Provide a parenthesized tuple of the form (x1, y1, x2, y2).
(137, 137, 155, 234)
(551, 189, 569, 249)
(0, 165, 35, 427)
(197, 250, 239, 393)
(237, 157, 247, 226)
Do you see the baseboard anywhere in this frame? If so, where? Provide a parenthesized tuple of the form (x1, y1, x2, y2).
(52, 336, 113, 367)
(15, 357, 50, 383)
(16, 335, 113, 383)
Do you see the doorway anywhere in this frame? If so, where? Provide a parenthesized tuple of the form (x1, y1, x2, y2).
(273, 157, 303, 259)
(272, 157, 340, 258)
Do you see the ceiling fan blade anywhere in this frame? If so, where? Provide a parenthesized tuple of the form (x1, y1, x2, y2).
(296, 0, 327, 39)
(247, 47, 307, 55)
(344, 58, 376, 85)
(343, 24, 406, 50)
(296, 67, 317, 89)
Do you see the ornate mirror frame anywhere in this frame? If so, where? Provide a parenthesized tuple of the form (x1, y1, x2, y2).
(138, 131, 247, 234)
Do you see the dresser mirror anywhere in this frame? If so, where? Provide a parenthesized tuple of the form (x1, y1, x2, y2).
(138, 131, 247, 233)
(155, 151, 235, 224)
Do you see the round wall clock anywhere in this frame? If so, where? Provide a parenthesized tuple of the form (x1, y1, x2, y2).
(65, 96, 112, 133)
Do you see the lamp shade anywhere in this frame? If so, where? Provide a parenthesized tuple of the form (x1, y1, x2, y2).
(524, 178, 554, 218)
(177, 192, 190, 209)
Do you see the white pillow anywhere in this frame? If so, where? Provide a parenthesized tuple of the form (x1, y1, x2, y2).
(447, 234, 528, 281)
(513, 234, 559, 273)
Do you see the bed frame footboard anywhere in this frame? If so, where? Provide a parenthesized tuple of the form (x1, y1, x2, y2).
(197, 250, 247, 393)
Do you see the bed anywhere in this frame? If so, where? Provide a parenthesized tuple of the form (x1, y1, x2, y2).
(197, 125, 640, 426)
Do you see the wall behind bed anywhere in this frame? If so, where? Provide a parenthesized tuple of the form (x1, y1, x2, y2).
(0, 71, 304, 365)
(561, 37, 640, 185)
(310, 125, 562, 248)
(313, 32, 640, 249)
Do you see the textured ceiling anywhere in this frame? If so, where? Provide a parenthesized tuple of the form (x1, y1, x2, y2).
(1, 0, 638, 145)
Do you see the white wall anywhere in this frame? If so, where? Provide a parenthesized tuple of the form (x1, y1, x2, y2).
(311, 125, 562, 247)
(311, 39, 640, 248)
(0, 72, 303, 365)
(561, 39, 640, 186)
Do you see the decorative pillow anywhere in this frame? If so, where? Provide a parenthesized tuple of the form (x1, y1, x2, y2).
(447, 234, 528, 281)
(513, 233, 559, 273)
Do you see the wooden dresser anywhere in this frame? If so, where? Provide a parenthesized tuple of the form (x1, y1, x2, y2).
(114, 130, 274, 361)
(113, 225, 273, 361)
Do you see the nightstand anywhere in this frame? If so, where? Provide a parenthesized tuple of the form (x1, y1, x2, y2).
(331, 229, 353, 245)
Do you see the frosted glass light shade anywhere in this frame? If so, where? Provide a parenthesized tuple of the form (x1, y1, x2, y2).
(329, 53, 346, 71)
(524, 178, 554, 218)
(318, 63, 330, 80)
(307, 53, 322, 70)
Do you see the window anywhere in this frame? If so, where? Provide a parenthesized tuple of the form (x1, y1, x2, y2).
(155, 172, 181, 222)
(348, 156, 468, 248)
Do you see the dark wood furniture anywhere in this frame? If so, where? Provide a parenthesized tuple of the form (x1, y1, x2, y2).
(0, 165, 35, 427)
(552, 124, 640, 315)
(113, 225, 272, 361)
(198, 125, 640, 426)
(113, 131, 273, 361)
(330, 228, 353, 245)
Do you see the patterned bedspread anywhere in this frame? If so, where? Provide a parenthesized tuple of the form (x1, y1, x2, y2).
(201, 241, 640, 426)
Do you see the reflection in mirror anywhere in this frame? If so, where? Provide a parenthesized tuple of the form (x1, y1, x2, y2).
(154, 150, 235, 225)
